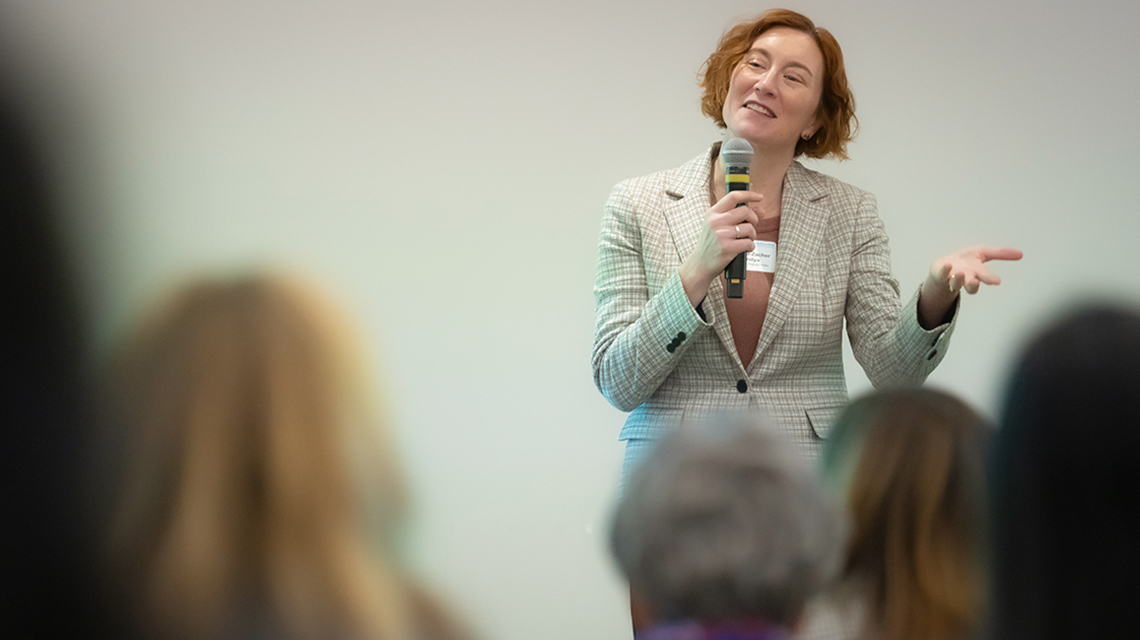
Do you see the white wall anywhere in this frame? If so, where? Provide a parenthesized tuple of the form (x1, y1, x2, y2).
(1, 1, 1137, 638)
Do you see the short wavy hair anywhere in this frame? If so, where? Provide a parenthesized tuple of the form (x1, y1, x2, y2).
(699, 9, 857, 160)
(610, 418, 845, 624)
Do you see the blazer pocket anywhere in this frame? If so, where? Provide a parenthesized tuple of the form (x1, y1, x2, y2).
(806, 405, 844, 439)
(618, 406, 685, 442)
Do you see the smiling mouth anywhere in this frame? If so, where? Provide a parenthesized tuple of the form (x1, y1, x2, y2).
(744, 103, 775, 117)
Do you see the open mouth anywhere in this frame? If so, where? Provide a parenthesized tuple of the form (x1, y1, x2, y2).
(744, 102, 775, 117)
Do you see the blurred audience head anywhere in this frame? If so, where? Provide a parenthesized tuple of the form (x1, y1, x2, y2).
(818, 388, 990, 640)
(103, 272, 465, 640)
(610, 418, 845, 633)
(990, 304, 1140, 640)
(1, 75, 108, 639)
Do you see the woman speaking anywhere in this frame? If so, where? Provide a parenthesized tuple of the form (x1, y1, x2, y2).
(592, 9, 1021, 482)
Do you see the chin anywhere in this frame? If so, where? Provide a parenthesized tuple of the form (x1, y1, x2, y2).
(726, 122, 769, 146)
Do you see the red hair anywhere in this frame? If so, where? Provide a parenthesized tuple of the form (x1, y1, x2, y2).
(699, 9, 857, 160)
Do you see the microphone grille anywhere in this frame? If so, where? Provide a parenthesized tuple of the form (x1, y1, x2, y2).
(722, 137, 754, 167)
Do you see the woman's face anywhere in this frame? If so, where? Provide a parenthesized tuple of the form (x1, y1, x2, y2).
(722, 27, 825, 154)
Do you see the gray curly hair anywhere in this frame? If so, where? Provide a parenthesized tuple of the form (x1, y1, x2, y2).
(610, 419, 846, 625)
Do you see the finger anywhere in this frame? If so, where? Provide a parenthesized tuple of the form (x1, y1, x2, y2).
(718, 238, 756, 262)
(717, 205, 760, 227)
(717, 226, 757, 245)
(947, 270, 962, 293)
(733, 239, 757, 255)
(712, 190, 764, 213)
(976, 266, 1002, 286)
(936, 262, 952, 283)
(978, 246, 1024, 262)
(964, 274, 981, 294)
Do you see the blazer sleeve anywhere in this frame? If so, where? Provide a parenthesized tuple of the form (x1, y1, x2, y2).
(844, 191, 957, 387)
(591, 180, 714, 412)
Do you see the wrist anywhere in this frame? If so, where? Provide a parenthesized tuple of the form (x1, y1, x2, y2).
(679, 258, 715, 308)
(918, 277, 957, 329)
(921, 274, 957, 306)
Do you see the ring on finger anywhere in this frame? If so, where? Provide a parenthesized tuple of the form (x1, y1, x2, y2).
(735, 224, 741, 238)
(948, 274, 956, 293)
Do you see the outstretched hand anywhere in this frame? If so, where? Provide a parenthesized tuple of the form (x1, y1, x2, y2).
(919, 245, 1023, 329)
(932, 245, 1024, 294)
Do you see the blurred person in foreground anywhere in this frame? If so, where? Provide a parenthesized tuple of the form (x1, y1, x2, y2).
(101, 274, 472, 640)
(989, 305, 1140, 640)
(0, 79, 110, 638)
(802, 389, 991, 640)
(610, 419, 845, 639)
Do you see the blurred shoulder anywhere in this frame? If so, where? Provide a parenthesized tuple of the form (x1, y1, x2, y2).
(800, 586, 868, 640)
(408, 582, 478, 640)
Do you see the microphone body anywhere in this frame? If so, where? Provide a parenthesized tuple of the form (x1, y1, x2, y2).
(722, 138, 754, 299)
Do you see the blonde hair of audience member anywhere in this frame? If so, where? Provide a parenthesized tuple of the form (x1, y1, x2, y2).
(104, 274, 467, 640)
(817, 389, 990, 640)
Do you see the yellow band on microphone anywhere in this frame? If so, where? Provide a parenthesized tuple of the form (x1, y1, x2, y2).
(726, 174, 750, 184)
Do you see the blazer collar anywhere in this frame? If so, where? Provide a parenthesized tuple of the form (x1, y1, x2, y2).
(750, 160, 832, 367)
(660, 146, 714, 254)
(660, 147, 740, 360)
(660, 145, 833, 370)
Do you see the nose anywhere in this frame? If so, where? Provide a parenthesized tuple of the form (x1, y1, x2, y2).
(754, 70, 778, 97)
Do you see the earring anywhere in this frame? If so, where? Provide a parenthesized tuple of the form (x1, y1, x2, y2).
(801, 132, 812, 140)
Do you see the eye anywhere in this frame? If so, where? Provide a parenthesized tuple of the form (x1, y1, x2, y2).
(784, 74, 804, 84)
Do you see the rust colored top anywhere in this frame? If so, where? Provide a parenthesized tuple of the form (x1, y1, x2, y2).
(725, 215, 780, 368)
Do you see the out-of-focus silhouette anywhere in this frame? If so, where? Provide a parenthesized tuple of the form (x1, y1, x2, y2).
(610, 418, 845, 639)
(102, 274, 472, 640)
(989, 305, 1140, 640)
(803, 388, 990, 640)
(0, 83, 111, 638)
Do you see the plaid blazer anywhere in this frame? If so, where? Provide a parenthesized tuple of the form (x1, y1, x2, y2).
(592, 146, 956, 460)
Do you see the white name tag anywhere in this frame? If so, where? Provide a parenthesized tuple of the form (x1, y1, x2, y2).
(747, 240, 777, 273)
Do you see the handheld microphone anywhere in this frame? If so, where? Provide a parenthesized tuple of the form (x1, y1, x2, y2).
(722, 138, 754, 299)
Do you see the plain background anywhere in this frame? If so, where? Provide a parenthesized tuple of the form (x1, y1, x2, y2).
(1, 1, 1137, 638)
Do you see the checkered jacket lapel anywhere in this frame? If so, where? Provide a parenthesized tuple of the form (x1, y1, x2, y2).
(661, 151, 742, 365)
(751, 161, 831, 366)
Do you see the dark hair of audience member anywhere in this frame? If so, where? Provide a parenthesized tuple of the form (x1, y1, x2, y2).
(990, 305, 1140, 640)
(817, 388, 990, 640)
(0, 87, 112, 638)
(102, 274, 471, 640)
(611, 419, 845, 630)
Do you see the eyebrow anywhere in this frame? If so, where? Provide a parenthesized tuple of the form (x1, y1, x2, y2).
(746, 47, 816, 78)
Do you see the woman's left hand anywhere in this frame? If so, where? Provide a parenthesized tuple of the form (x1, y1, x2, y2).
(918, 245, 1023, 329)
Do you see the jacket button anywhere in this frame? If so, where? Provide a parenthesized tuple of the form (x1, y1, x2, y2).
(737, 379, 748, 393)
(676, 332, 686, 341)
(666, 343, 676, 353)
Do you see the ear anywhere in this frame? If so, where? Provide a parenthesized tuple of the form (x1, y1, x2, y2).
(802, 113, 822, 140)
